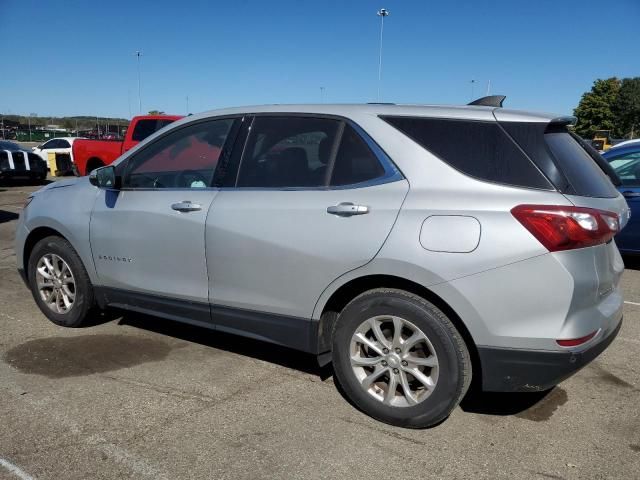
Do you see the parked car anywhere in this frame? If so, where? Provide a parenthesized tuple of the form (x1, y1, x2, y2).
(603, 143, 640, 254)
(607, 138, 640, 151)
(72, 114, 182, 176)
(15, 101, 628, 428)
(31, 137, 84, 164)
(0, 140, 48, 182)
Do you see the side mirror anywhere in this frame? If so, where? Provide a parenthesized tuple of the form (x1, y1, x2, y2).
(89, 165, 121, 189)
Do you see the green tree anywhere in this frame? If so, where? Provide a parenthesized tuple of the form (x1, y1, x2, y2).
(148, 110, 165, 115)
(612, 77, 640, 139)
(573, 78, 620, 138)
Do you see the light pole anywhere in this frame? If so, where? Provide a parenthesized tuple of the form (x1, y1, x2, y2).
(186, 95, 189, 114)
(470, 79, 476, 101)
(134, 51, 143, 114)
(377, 8, 389, 102)
(320, 86, 325, 103)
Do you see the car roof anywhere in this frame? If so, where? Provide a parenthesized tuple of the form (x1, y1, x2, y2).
(186, 103, 562, 124)
(603, 143, 640, 158)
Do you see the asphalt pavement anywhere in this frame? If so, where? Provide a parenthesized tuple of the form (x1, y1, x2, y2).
(1, 180, 639, 480)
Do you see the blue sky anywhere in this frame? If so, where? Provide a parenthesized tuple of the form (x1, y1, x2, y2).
(1, 0, 638, 118)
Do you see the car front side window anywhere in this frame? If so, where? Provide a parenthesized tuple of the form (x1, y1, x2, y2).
(122, 118, 235, 189)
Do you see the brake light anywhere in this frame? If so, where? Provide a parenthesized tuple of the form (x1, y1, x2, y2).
(556, 331, 598, 347)
(511, 204, 619, 252)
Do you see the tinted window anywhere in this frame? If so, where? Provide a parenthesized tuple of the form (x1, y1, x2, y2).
(123, 118, 234, 189)
(57, 140, 71, 148)
(131, 119, 175, 142)
(0, 151, 8, 169)
(502, 122, 619, 198)
(607, 151, 640, 187)
(330, 125, 385, 186)
(236, 117, 387, 188)
(237, 117, 340, 188)
(545, 132, 619, 198)
(40, 140, 56, 149)
(383, 116, 552, 190)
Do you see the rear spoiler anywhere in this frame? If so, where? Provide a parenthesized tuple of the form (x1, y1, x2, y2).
(468, 95, 506, 107)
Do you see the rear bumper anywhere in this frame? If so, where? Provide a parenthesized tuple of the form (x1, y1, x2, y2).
(478, 317, 622, 392)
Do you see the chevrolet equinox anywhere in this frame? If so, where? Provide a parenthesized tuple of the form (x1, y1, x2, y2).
(15, 98, 629, 428)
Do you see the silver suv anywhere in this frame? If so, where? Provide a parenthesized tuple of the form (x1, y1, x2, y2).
(15, 99, 629, 428)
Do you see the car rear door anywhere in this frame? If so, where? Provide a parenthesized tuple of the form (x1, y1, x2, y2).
(205, 115, 408, 351)
(90, 117, 239, 318)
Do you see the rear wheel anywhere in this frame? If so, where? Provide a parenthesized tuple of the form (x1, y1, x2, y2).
(332, 288, 471, 428)
(85, 158, 105, 176)
(27, 236, 95, 327)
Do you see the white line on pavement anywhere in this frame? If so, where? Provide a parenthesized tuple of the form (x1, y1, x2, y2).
(624, 301, 640, 306)
(0, 458, 36, 480)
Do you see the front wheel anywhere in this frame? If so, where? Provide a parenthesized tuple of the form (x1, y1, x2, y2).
(27, 236, 95, 327)
(332, 289, 472, 428)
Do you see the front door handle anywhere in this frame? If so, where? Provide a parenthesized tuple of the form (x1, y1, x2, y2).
(622, 191, 640, 198)
(327, 202, 370, 217)
(171, 201, 202, 212)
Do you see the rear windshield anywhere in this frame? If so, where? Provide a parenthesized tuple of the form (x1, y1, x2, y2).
(382, 116, 552, 190)
(502, 122, 619, 198)
(131, 119, 175, 142)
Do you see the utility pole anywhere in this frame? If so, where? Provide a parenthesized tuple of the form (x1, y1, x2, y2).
(28, 116, 32, 141)
(320, 86, 325, 103)
(470, 79, 476, 101)
(377, 8, 390, 102)
(135, 51, 143, 114)
(486, 80, 491, 96)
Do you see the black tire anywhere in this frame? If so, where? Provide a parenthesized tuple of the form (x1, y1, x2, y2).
(27, 235, 95, 327)
(85, 158, 105, 176)
(332, 288, 471, 428)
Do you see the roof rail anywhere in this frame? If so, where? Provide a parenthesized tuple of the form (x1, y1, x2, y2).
(468, 95, 506, 107)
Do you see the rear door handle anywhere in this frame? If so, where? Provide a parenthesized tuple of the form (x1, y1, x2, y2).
(622, 191, 640, 198)
(327, 202, 369, 217)
(171, 201, 202, 212)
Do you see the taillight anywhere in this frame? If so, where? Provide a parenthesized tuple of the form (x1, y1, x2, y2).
(511, 204, 619, 252)
(556, 330, 598, 347)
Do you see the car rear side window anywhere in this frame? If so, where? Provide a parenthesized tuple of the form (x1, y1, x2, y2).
(382, 116, 552, 190)
(236, 117, 388, 188)
(502, 122, 619, 198)
(131, 119, 175, 142)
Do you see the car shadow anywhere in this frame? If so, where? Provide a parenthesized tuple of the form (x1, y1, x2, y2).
(110, 309, 561, 421)
(624, 255, 640, 271)
(0, 209, 19, 224)
(116, 310, 332, 378)
(0, 179, 52, 187)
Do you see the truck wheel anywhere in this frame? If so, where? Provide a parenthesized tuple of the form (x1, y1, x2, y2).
(27, 236, 95, 327)
(85, 158, 105, 176)
(332, 288, 472, 428)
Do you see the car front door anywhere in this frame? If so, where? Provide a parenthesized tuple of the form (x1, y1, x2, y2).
(205, 115, 409, 350)
(90, 117, 239, 319)
(608, 150, 640, 253)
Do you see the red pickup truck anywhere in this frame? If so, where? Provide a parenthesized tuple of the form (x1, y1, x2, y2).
(72, 114, 182, 175)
